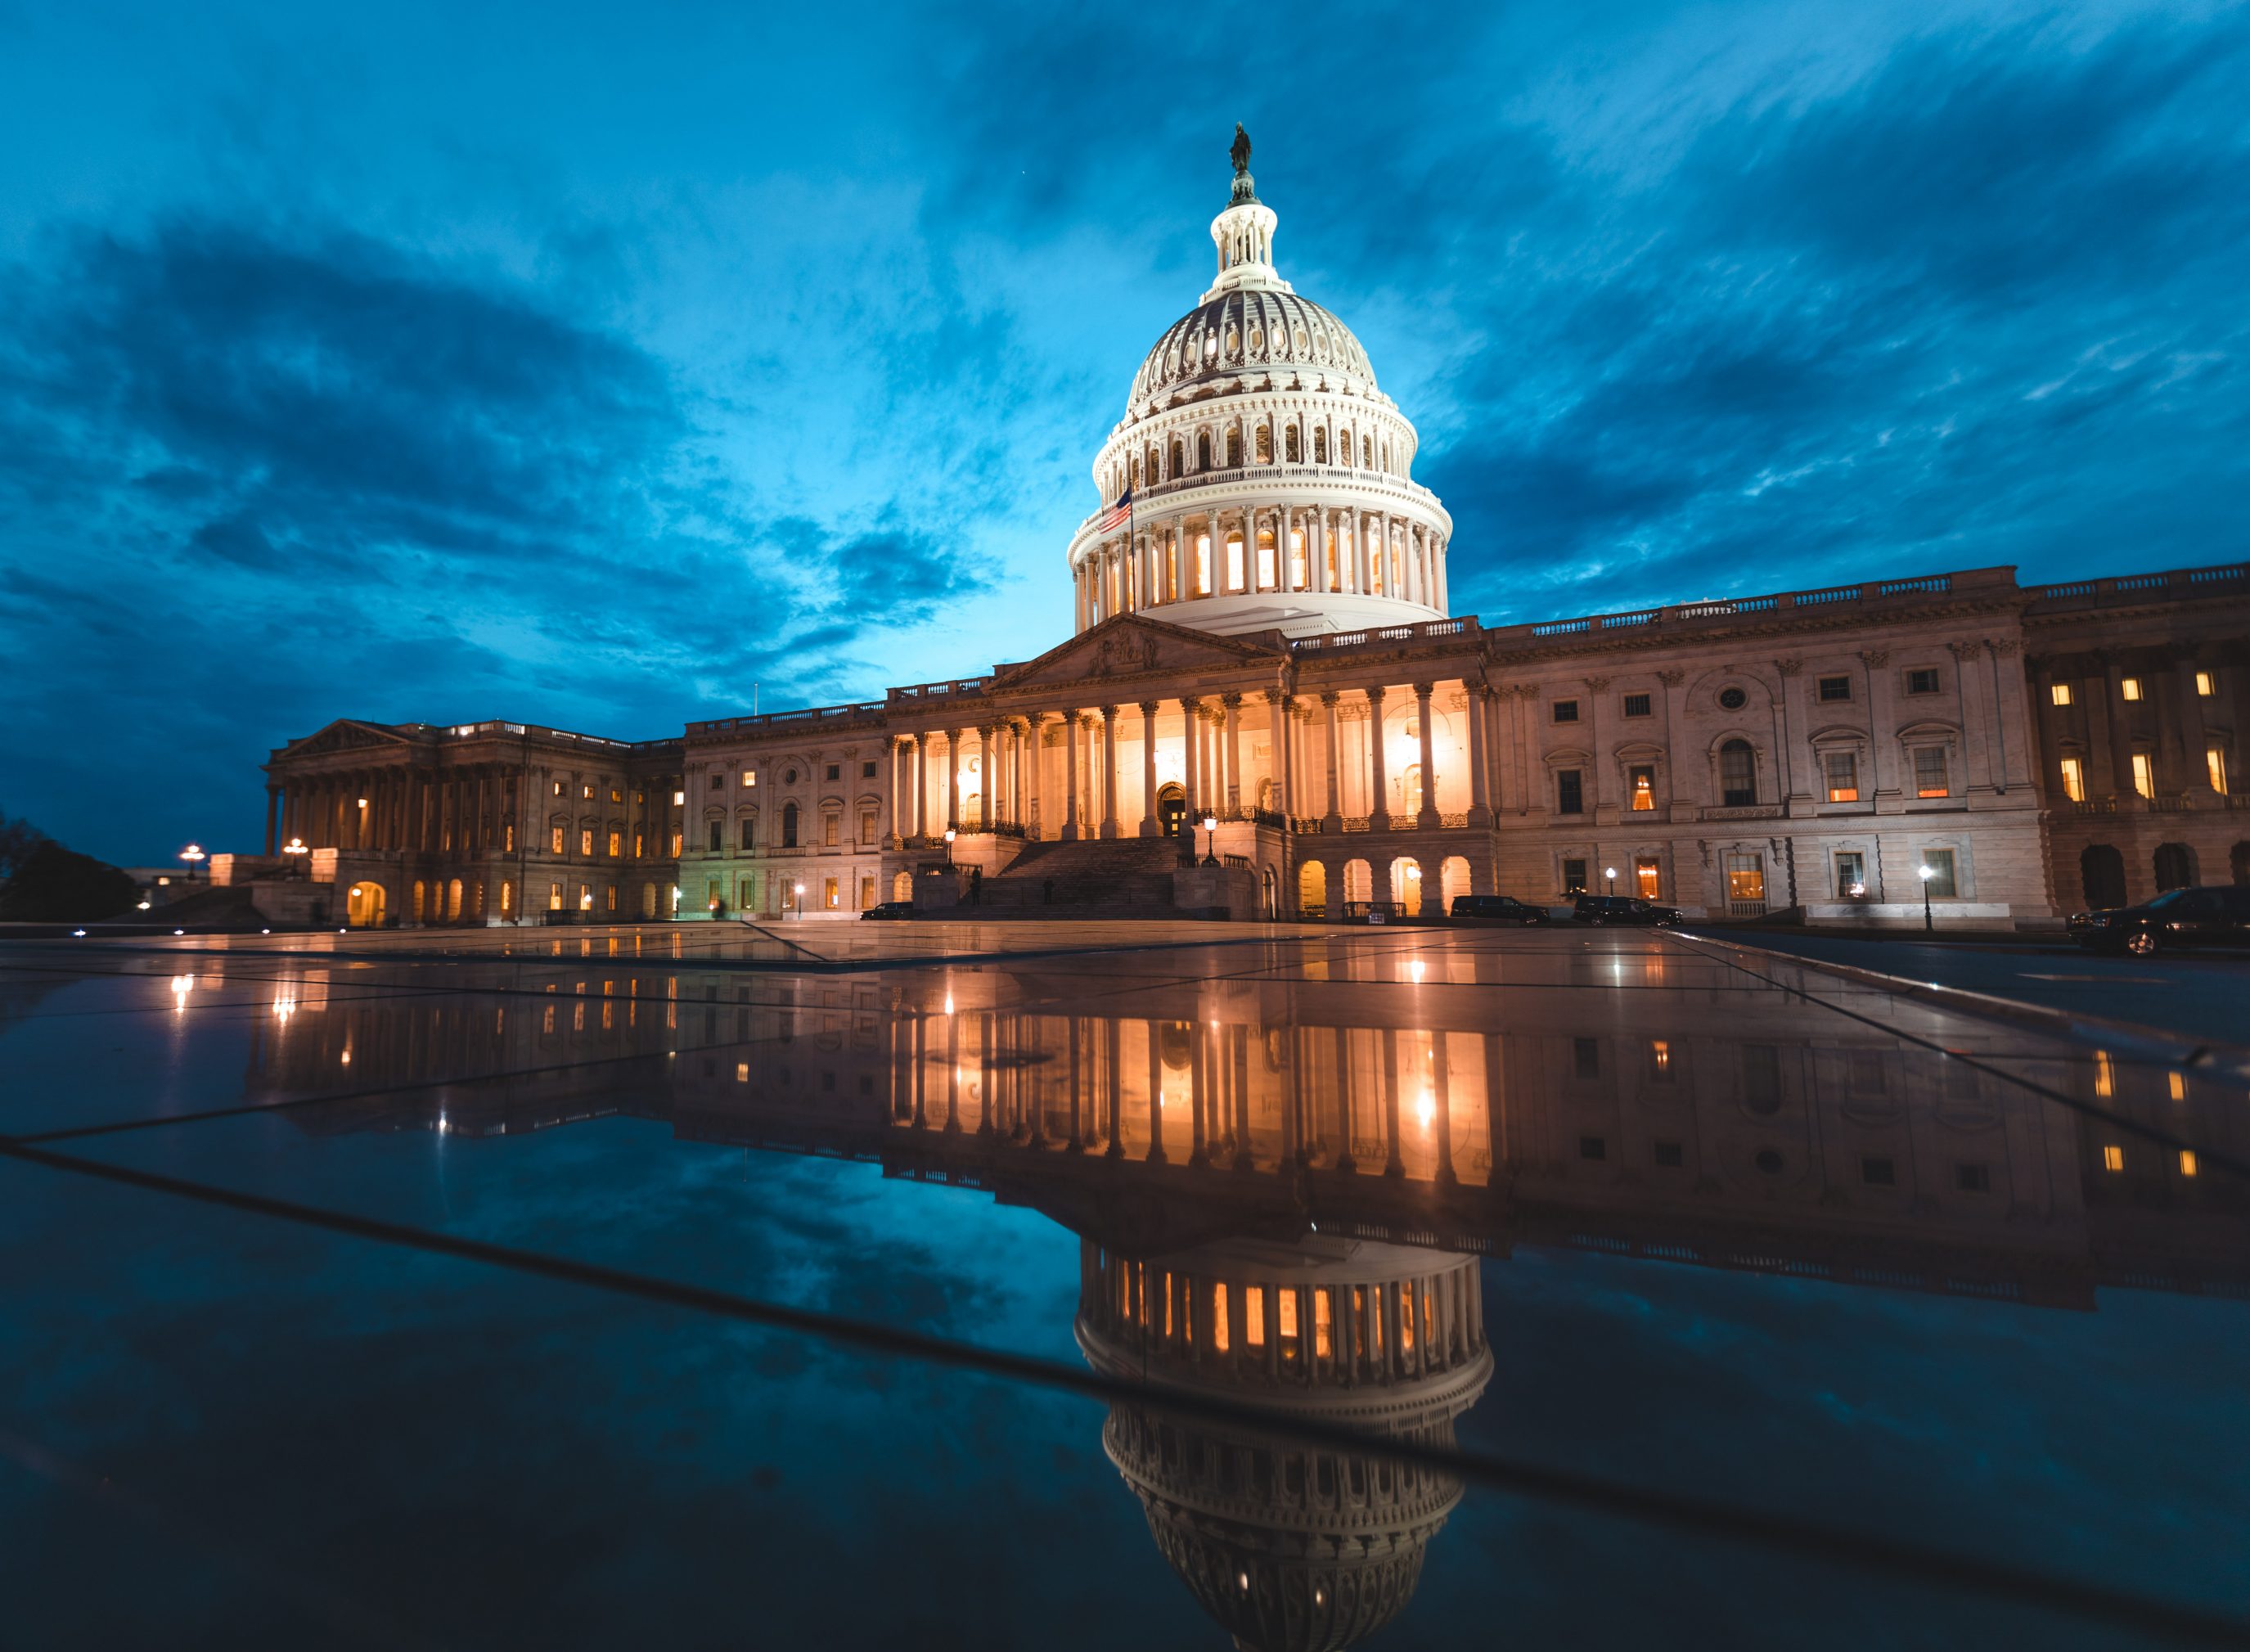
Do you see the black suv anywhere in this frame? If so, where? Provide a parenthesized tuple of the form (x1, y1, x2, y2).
(2068, 885, 2250, 955)
(1572, 894, 1685, 927)
(1448, 894, 1551, 925)
(861, 901, 915, 921)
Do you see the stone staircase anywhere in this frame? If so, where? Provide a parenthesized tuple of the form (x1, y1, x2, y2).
(971, 835, 1197, 917)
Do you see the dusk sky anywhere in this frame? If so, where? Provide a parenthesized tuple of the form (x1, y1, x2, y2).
(2, 2, 2245, 867)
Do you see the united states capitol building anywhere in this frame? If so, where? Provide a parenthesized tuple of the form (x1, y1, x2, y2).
(249, 133, 2250, 930)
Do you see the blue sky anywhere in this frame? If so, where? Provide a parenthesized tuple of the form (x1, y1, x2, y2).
(1, 1, 2245, 865)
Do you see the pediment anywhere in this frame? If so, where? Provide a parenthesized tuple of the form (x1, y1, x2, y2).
(989, 615, 1284, 695)
(280, 718, 420, 760)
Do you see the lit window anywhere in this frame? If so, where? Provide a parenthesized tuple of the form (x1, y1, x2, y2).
(2120, 677, 2142, 701)
(2102, 1143, 2124, 1172)
(1913, 747, 1949, 798)
(1277, 1289, 1298, 1340)
(607, 831, 621, 858)
(610, 788, 622, 803)
(579, 828, 594, 857)
(1648, 1039, 1672, 1077)
(1629, 765, 1655, 810)
(634, 832, 645, 858)
(1245, 1286, 1265, 1347)
(1834, 850, 1865, 898)
(551, 780, 565, 797)
(1313, 1289, 1332, 1359)
(2207, 747, 2230, 794)
(1825, 750, 1859, 803)
(736, 1062, 749, 1083)
(547, 882, 562, 911)
(551, 826, 565, 854)
(1905, 668, 1941, 695)
(2195, 671, 2216, 697)
(2180, 1150, 2199, 1178)
(2050, 682, 2072, 706)
(1817, 674, 1852, 702)
(743, 770, 757, 787)
(503, 824, 515, 852)
(2168, 1071, 2187, 1101)
(2094, 1051, 2115, 1098)
(1920, 849, 1956, 898)
(824, 876, 839, 909)
(1212, 1283, 1230, 1353)
(670, 832, 683, 857)
(582, 784, 594, 800)
(1635, 857, 1660, 898)
(2059, 756, 2085, 803)
(672, 790, 684, 806)
(2131, 752, 2154, 799)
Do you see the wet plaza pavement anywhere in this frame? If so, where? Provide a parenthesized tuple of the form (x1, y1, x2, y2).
(2, 921, 2246, 1650)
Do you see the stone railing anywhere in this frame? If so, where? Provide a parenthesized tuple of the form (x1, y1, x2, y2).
(2027, 561, 2247, 608)
(1490, 569, 2000, 649)
(1073, 465, 1448, 538)
(1288, 616, 1478, 655)
(887, 677, 992, 705)
(686, 701, 887, 739)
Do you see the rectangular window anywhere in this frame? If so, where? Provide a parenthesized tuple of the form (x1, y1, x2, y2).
(1921, 848, 1957, 898)
(2196, 670, 2216, 697)
(1628, 764, 1655, 810)
(860, 809, 877, 844)
(1646, 1039, 1673, 1080)
(605, 885, 618, 912)
(1834, 851, 1865, 898)
(2121, 677, 2142, 701)
(1634, 857, 1660, 898)
(1556, 769, 1584, 814)
(1225, 538, 1245, 591)
(1861, 1156, 1896, 1186)
(1257, 541, 1277, 588)
(2131, 751, 2154, 799)
(1913, 747, 1949, 798)
(2095, 1050, 2114, 1098)
(634, 831, 645, 858)
(2103, 1143, 2125, 1172)
(707, 821, 722, 852)
(1573, 1038, 1600, 1080)
(1725, 853, 1766, 905)
(863, 760, 878, 778)
(2180, 1150, 2199, 1178)
(1578, 1135, 1606, 1161)
(503, 824, 515, 852)
(1245, 1286, 1265, 1348)
(2050, 682, 2072, 706)
(551, 780, 565, 797)
(1653, 1140, 1684, 1168)
(740, 818, 755, 850)
(1825, 750, 1859, 803)
(1817, 674, 1852, 702)
(548, 882, 562, 910)
(2059, 756, 2085, 803)
(1560, 857, 1587, 895)
(2207, 747, 2229, 794)
(821, 814, 838, 847)
(1551, 699, 1579, 723)
(1622, 692, 1650, 718)
(670, 831, 683, 857)
(742, 770, 757, 787)
(710, 774, 723, 790)
(579, 828, 594, 857)
(607, 831, 621, 858)
(858, 876, 875, 909)
(582, 784, 594, 800)
(551, 826, 565, 854)
(824, 876, 839, 909)
(1905, 668, 1941, 695)
(825, 763, 840, 781)
(1955, 1163, 1991, 1193)
(610, 788, 623, 803)
(672, 790, 685, 806)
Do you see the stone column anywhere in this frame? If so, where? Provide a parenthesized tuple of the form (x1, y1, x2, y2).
(1415, 683, 1438, 826)
(1028, 715, 1047, 838)
(912, 732, 929, 840)
(1139, 702, 1162, 837)
(1178, 696, 1201, 861)
(1321, 692, 1343, 827)
(1100, 706, 1122, 839)
(1268, 690, 1294, 828)
(2173, 651, 2212, 792)
(944, 730, 961, 832)
(1466, 686, 1492, 824)
(1222, 693, 1243, 812)
(1063, 712, 1082, 840)
(1367, 686, 1390, 828)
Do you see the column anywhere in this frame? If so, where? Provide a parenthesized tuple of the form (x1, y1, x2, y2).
(1222, 694, 1242, 812)
(913, 732, 929, 839)
(1140, 703, 1162, 837)
(1063, 711, 1082, 840)
(2174, 653, 2212, 792)
(1321, 692, 1343, 826)
(945, 729, 962, 831)
(1466, 686, 1492, 824)
(1178, 696, 1201, 858)
(1100, 706, 1121, 839)
(1367, 686, 1390, 828)
(1028, 715, 1047, 838)
(1268, 691, 1294, 828)
(1414, 683, 1438, 826)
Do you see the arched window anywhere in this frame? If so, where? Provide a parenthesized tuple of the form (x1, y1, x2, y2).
(1313, 427, 1327, 464)
(1340, 429, 1355, 467)
(1170, 439, 1185, 477)
(2081, 844, 2127, 908)
(2153, 842, 2198, 891)
(1131, 456, 1141, 488)
(1362, 434, 1373, 468)
(1254, 424, 1271, 463)
(781, 802, 799, 848)
(1285, 424, 1300, 462)
(1197, 431, 1212, 470)
(1720, 740, 1757, 807)
(1226, 429, 1242, 467)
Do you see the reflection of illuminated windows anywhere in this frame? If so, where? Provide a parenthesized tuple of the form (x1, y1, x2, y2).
(2168, 1071, 2187, 1101)
(1646, 1039, 1672, 1081)
(1276, 1288, 1298, 1341)
(2181, 1150, 2199, 1177)
(1245, 1286, 1265, 1348)
(2103, 1143, 2124, 1172)
(1212, 1283, 1229, 1353)
(1313, 1289, 1332, 1359)
(1629, 764, 1656, 810)
(2094, 1050, 2114, 1098)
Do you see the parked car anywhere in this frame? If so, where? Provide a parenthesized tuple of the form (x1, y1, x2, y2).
(1448, 894, 1551, 925)
(1572, 894, 1685, 927)
(2068, 885, 2250, 954)
(861, 901, 915, 921)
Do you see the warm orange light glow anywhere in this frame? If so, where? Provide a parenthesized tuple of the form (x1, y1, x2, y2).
(1313, 1289, 1333, 1359)
(2094, 1051, 2115, 1098)
(1650, 1039, 1671, 1072)
(1213, 1283, 1230, 1353)
(2103, 1143, 2124, 1172)
(2169, 1071, 2187, 1101)
(1277, 1290, 1298, 1340)
(1245, 1286, 1265, 1347)
(1399, 1282, 1415, 1352)
(2180, 1150, 2199, 1177)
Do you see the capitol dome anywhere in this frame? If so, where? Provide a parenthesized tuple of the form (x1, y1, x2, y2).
(1067, 129, 1455, 641)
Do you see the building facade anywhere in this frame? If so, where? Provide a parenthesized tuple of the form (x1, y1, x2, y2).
(257, 136, 2249, 928)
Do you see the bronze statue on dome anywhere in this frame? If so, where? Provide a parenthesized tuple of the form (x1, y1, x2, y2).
(1231, 123, 1252, 176)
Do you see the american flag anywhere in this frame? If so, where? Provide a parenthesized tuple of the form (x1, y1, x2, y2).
(1096, 488, 1133, 532)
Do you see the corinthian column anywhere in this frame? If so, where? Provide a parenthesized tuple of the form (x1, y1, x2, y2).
(1367, 686, 1390, 829)
(1222, 694, 1243, 812)
(1063, 712, 1082, 840)
(1415, 682, 1438, 828)
(1321, 691, 1342, 827)
(1139, 702, 1161, 837)
(1466, 687, 1492, 825)
(913, 732, 929, 840)
(1100, 706, 1121, 839)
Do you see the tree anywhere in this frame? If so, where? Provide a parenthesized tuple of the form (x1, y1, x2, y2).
(0, 811, 49, 884)
(0, 840, 140, 922)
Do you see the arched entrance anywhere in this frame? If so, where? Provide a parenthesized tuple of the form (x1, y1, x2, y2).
(1390, 857, 1423, 916)
(2153, 842, 2198, 892)
(2080, 844, 2127, 909)
(892, 870, 914, 902)
(1343, 859, 1373, 904)
(344, 881, 386, 927)
(1441, 856, 1472, 912)
(1157, 782, 1186, 837)
(411, 880, 426, 922)
(1298, 861, 1328, 920)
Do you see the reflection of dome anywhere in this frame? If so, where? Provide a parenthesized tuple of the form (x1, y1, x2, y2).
(1078, 1234, 1492, 1652)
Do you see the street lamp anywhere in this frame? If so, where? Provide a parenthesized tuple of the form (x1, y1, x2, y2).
(942, 826, 956, 867)
(794, 880, 806, 921)
(1604, 865, 1617, 894)
(179, 843, 207, 883)
(1200, 813, 1219, 867)
(281, 836, 309, 878)
(1918, 862, 1936, 933)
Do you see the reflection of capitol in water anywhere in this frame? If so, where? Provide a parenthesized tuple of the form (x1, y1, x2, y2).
(240, 946, 2245, 1647)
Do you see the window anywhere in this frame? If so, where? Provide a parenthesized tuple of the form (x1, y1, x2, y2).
(2131, 752, 2154, 799)
(1834, 851, 1865, 898)
(504, 824, 515, 852)
(1741, 1045, 1782, 1114)
(552, 780, 565, 797)
(548, 882, 563, 911)
(2050, 682, 2072, 707)
(2059, 756, 2085, 802)
(634, 832, 645, 858)
(551, 826, 565, 854)
(1955, 1163, 1991, 1193)
(1718, 686, 1747, 710)
(606, 831, 621, 858)
(1622, 692, 1651, 718)
(1556, 769, 1584, 815)
(1635, 857, 1660, 898)
(579, 828, 594, 857)
(781, 803, 799, 848)
(610, 788, 623, 803)
(1913, 746, 1949, 798)
(821, 813, 838, 848)
(859, 876, 875, 909)
(1861, 1156, 1896, 1186)
(823, 876, 839, 909)
(1825, 750, 1859, 803)
(2095, 1050, 2114, 1098)
(2121, 677, 2143, 701)
(2196, 670, 2216, 697)
(740, 818, 756, 849)
(784, 768, 797, 785)
(1653, 1140, 1684, 1168)
(2180, 1150, 2199, 1178)
(825, 763, 840, 781)
(670, 831, 682, 857)
(1226, 429, 1241, 466)
(1560, 858, 1588, 895)
(1646, 1039, 1673, 1080)
(707, 821, 722, 852)
(1720, 740, 1756, 807)
(859, 809, 877, 844)
(1573, 1038, 1600, 1080)
(2207, 747, 2230, 794)
(1285, 424, 1300, 461)
(672, 790, 685, 806)
(1920, 848, 1957, 898)
(2103, 1143, 2125, 1173)
(582, 784, 594, 800)
(1905, 668, 1941, 695)
(1551, 699, 1579, 723)
(1578, 1135, 1607, 1161)
(709, 774, 723, 791)
(1817, 674, 1852, 702)
(862, 761, 877, 778)
(1629, 765, 1655, 810)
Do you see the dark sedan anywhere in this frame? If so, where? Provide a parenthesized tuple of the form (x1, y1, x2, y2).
(2068, 885, 2250, 954)
(1448, 894, 1551, 925)
(1572, 894, 1685, 927)
(861, 901, 916, 921)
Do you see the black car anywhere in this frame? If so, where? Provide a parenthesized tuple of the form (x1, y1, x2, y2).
(861, 901, 916, 921)
(1448, 894, 1551, 925)
(2068, 885, 2250, 954)
(1572, 894, 1685, 927)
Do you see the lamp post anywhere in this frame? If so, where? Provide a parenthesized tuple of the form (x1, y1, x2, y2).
(281, 837, 308, 879)
(1918, 863, 1935, 933)
(1604, 865, 1617, 895)
(1201, 813, 1218, 867)
(943, 826, 956, 867)
(179, 843, 206, 883)
(794, 880, 806, 921)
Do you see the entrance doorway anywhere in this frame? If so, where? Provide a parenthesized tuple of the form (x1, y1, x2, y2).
(1157, 782, 1186, 837)
(344, 881, 386, 927)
